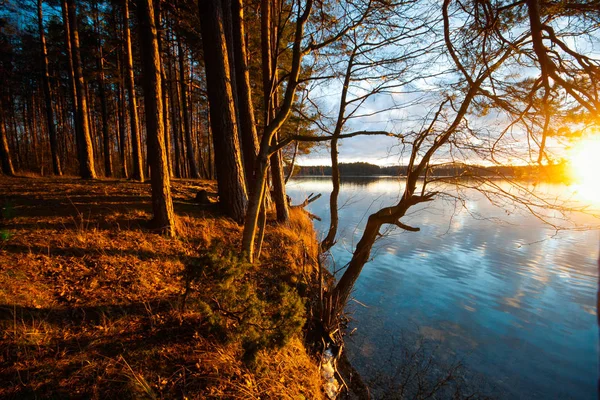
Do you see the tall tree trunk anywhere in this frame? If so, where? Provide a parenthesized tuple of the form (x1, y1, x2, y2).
(22, 98, 32, 170)
(231, 0, 259, 188)
(66, 0, 96, 179)
(114, 7, 129, 178)
(154, 0, 172, 178)
(168, 54, 182, 178)
(261, 0, 289, 223)
(38, 0, 62, 176)
(117, 46, 129, 178)
(56, 86, 68, 165)
(8, 97, 21, 170)
(136, 0, 176, 236)
(177, 37, 199, 178)
(321, 48, 356, 252)
(124, 0, 145, 181)
(242, 0, 311, 262)
(198, 0, 248, 222)
(94, 5, 113, 177)
(0, 98, 15, 176)
(206, 108, 213, 179)
(173, 46, 188, 177)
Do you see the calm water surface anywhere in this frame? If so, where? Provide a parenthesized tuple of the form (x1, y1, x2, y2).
(287, 177, 599, 399)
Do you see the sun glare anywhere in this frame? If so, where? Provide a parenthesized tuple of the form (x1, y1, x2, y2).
(568, 136, 600, 204)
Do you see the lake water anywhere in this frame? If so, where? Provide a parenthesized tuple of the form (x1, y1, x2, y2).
(286, 177, 600, 399)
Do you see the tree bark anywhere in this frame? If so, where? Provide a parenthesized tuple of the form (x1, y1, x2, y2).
(284, 140, 298, 183)
(60, 0, 79, 173)
(136, 0, 176, 236)
(66, 0, 96, 179)
(0, 98, 15, 176)
(270, 141, 289, 221)
(177, 37, 200, 178)
(241, 0, 312, 261)
(261, 0, 289, 223)
(38, 0, 62, 176)
(168, 52, 183, 178)
(154, 0, 172, 178)
(231, 0, 259, 188)
(198, 0, 248, 223)
(94, 5, 113, 177)
(117, 56, 129, 178)
(321, 48, 356, 252)
(124, 0, 145, 181)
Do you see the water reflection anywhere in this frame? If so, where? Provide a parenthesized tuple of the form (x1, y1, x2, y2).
(288, 176, 600, 399)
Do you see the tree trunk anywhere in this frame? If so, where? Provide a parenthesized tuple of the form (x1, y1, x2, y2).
(321, 48, 356, 252)
(173, 44, 188, 177)
(38, 0, 62, 176)
(168, 52, 182, 178)
(115, 8, 129, 178)
(261, 0, 289, 223)
(0, 98, 15, 176)
(94, 9, 112, 177)
(124, 0, 145, 181)
(241, 0, 312, 262)
(270, 140, 289, 221)
(284, 140, 298, 183)
(136, 0, 176, 236)
(231, 0, 259, 188)
(323, 214, 381, 329)
(320, 135, 339, 252)
(154, 0, 172, 178)
(117, 66, 129, 178)
(66, 0, 96, 179)
(198, 0, 248, 223)
(61, 0, 79, 172)
(177, 37, 199, 178)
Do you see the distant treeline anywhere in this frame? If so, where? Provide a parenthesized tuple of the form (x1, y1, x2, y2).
(296, 162, 568, 181)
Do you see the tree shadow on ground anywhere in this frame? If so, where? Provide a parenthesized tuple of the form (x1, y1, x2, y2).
(0, 298, 214, 400)
(0, 177, 222, 234)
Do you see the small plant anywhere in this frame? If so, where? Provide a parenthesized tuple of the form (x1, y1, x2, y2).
(182, 246, 306, 364)
(0, 229, 11, 241)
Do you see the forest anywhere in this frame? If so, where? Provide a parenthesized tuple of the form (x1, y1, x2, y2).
(296, 161, 570, 180)
(1, 0, 599, 398)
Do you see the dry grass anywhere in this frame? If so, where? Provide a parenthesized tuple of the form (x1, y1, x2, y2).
(0, 177, 324, 399)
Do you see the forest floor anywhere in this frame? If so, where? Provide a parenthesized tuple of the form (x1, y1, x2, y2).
(0, 176, 325, 399)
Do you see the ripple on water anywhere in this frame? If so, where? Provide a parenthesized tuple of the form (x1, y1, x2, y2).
(287, 179, 599, 400)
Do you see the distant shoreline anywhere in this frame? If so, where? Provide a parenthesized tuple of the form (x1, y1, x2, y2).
(293, 175, 523, 179)
(292, 161, 568, 182)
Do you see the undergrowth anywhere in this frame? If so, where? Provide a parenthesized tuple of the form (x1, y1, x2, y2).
(182, 247, 306, 363)
(0, 177, 324, 399)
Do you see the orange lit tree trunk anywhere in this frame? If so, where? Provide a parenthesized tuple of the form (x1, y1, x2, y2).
(66, 0, 96, 179)
(154, 0, 172, 177)
(93, 3, 112, 178)
(198, 0, 248, 223)
(124, 0, 144, 181)
(261, 0, 289, 223)
(177, 37, 200, 178)
(231, 0, 259, 187)
(241, 0, 312, 262)
(136, 0, 176, 236)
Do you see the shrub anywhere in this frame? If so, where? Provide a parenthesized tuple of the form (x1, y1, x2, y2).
(182, 246, 306, 364)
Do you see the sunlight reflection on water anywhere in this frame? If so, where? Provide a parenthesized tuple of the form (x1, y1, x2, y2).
(287, 176, 600, 399)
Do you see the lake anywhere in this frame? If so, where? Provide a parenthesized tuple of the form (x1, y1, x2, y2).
(287, 177, 599, 399)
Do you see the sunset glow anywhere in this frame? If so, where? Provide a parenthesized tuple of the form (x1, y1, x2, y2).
(568, 136, 600, 204)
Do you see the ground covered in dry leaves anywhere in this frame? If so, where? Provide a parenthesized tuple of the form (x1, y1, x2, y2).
(0, 176, 324, 399)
